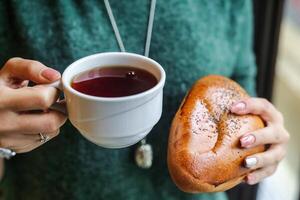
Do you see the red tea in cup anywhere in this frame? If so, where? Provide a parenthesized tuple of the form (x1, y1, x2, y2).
(71, 66, 158, 97)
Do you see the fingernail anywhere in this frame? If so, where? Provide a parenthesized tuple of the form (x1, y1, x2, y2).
(247, 175, 256, 185)
(41, 68, 60, 81)
(233, 102, 246, 111)
(245, 157, 257, 168)
(240, 134, 255, 147)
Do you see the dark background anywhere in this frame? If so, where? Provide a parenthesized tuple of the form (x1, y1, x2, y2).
(226, 0, 285, 200)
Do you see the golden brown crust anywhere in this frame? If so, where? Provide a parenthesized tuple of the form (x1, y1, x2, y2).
(167, 75, 265, 193)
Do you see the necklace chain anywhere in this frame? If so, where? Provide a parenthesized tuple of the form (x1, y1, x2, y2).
(103, 0, 157, 57)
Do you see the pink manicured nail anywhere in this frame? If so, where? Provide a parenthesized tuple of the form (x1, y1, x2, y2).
(41, 68, 60, 81)
(234, 102, 246, 110)
(245, 157, 258, 168)
(240, 134, 255, 147)
(247, 175, 256, 185)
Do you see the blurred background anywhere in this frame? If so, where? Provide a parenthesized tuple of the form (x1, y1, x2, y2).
(256, 0, 300, 199)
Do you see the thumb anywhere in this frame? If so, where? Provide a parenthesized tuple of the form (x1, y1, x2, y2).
(1, 57, 61, 84)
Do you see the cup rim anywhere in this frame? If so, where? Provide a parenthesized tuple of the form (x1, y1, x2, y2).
(62, 52, 166, 102)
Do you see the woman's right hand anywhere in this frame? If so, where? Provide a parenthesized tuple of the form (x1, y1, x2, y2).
(0, 58, 67, 153)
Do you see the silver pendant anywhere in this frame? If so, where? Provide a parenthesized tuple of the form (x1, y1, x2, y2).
(135, 139, 153, 169)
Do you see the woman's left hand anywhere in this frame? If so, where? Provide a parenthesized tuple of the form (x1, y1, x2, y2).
(230, 97, 290, 185)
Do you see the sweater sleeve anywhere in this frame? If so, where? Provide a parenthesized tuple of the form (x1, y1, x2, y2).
(232, 0, 257, 97)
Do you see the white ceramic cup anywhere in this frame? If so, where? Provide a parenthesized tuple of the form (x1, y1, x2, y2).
(48, 52, 166, 148)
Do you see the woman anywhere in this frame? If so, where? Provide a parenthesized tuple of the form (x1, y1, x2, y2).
(0, 1, 289, 199)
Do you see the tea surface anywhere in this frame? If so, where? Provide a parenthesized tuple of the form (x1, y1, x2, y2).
(71, 66, 158, 97)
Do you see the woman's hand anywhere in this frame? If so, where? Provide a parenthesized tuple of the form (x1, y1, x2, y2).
(0, 58, 67, 153)
(231, 98, 290, 185)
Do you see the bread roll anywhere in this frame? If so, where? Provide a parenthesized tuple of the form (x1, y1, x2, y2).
(167, 75, 265, 193)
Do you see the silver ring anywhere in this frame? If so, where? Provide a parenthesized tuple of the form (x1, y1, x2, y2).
(39, 133, 50, 143)
(0, 148, 16, 159)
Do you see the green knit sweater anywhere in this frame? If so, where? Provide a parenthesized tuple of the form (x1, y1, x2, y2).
(0, 0, 257, 199)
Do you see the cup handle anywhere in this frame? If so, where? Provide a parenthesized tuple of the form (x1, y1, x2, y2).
(43, 80, 67, 115)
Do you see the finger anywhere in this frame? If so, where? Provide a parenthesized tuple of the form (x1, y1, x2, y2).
(246, 165, 278, 185)
(0, 85, 60, 111)
(231, 98, 283, 124)
(240, 126, 289, 148)
(3, 79, 29, 89)
(244, 145, 286, 169)
(13, 129, 60, 153)
(15, 110, 67, 134)
(0, 129, 60, 150)
(0, 133, 40, 149)
(1, 57, 61, 84)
